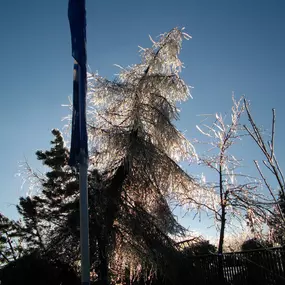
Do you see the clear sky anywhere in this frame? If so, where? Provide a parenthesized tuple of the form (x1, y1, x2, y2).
(0, 0, 285, 239)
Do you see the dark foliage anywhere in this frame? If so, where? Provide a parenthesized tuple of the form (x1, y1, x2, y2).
(241, 238, 273, 251)
(0, 251, 80, 285)
(182, 240, 217, 256)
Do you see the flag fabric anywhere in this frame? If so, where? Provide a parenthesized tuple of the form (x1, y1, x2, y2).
(68, 0, 88, 166)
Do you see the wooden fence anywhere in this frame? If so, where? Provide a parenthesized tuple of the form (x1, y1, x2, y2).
(188, 247, 285, 285)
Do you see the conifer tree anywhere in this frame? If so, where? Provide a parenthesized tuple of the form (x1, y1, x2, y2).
(87, 27, 200, 283)
(15, 129, 82, 264)
(0, 214, 23, 266)
(3, 28, 200, 285)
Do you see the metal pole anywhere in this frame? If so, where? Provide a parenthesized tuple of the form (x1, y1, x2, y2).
(79, 148, 90, 285)
(78, 52, 89, 284)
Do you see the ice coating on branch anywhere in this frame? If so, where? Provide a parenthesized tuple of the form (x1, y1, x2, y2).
(86, 28, 208, 210)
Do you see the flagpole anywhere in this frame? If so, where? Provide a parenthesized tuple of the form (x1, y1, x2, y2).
(79, 148, 90, 285)
(72, 60, 90, 285)
(79, 54, 90, 285)
(68, 0, 90, 283)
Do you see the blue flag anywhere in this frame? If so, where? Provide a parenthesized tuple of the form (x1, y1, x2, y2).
(68, 0, 88, 166)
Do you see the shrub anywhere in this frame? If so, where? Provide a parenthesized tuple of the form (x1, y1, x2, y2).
(241, 238, 273, 251)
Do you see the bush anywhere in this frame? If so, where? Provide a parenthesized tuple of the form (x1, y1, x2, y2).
(0, 252, 80, 285)
(241, 238, 273, 251)
(182, 240, 217, 256)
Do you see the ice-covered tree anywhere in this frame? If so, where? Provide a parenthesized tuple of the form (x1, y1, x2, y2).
(87, 27, 200, 283)
(244, 100, 285, 245)
(178, 97, 272, 283)
(4, 28, 202, 285)
(190, 97, 272, 250)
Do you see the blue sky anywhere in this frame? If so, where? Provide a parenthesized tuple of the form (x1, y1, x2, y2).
(0, 0, 284, 239)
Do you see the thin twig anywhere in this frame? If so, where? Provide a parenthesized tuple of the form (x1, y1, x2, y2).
(0, 250, 10, 263)
(273, 154, 285, 188)
(271, 108, 276, 160)
(254, 160, 285, 222)
(262, 160, 275, 175)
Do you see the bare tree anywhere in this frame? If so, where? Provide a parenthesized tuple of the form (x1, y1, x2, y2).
(193, 97, 270, 250)
(244, 99, 285, 244)
(182, 96, 272, 283)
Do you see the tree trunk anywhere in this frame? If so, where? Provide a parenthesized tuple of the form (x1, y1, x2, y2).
(218, 162, 226, 284)
(97, 162, 128, 284)
(98, 237, 109, 285)
(218, 204, 226, 255)
(218, 204, 226, 284)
